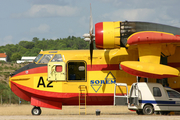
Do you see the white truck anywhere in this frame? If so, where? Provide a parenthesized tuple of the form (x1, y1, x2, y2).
(114, 82, 180, 115)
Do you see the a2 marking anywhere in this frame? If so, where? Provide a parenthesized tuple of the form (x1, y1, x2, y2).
(37, 77, 53, 88)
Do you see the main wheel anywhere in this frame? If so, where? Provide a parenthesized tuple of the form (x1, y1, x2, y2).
(31, 106, 42, 115)
(143, 104, 154, 115)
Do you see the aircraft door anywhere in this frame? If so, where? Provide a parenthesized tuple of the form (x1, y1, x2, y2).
(48, 62, 66, 81)
(129, 83, 139, 106)
(67, 61, 86, 81)
(114, 83, 128, 105)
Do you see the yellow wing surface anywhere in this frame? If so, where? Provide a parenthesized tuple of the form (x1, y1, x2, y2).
(94, 21, 180, 79)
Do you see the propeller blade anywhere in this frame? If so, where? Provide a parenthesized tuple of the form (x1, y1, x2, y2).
(89, 3, 94, 66)
(90, 4, 93, 35)
(83, 4, 94, 66)
(90, 40, 94, 66)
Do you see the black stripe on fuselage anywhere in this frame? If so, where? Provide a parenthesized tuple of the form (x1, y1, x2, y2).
(10, 63, 47, 77)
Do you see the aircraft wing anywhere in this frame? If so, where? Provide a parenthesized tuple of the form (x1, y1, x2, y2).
(94, 21, 180, 79)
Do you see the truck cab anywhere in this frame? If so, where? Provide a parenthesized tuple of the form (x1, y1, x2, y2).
(128, 82, 180, 115)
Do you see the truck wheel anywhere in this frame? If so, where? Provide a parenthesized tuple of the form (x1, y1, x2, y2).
(31, 106, 41, 115)
(136, 110, 143, 115)
(143, 105, 154, 115)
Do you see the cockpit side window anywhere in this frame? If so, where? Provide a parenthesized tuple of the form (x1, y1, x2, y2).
(38, 54, 53, 64)
(34, 54, 43, 63)
(51, 54, 63, 62)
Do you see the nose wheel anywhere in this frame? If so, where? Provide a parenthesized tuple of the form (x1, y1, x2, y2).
(31, 106, 42, 115)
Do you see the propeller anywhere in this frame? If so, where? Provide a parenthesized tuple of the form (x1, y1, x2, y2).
(83, 4, 95, 66)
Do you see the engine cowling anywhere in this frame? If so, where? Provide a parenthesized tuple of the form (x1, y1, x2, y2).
(95, 21, 121, 49)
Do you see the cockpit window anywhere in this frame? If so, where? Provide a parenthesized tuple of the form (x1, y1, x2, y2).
(38, 54, 53, 64)
(34, 54, 43, 63)
(51, 54, 63, 62)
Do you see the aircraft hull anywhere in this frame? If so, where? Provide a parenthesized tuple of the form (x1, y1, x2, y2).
(10, 81, 114, 109)
(9, 48, 180, 111)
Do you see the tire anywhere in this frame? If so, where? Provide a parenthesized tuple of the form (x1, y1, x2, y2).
(136, 110, 143, 115)
(143, 104, 154, 115)
(31, 107, 42, 115)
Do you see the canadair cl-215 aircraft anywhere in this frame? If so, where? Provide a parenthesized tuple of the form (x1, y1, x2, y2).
(9, 8, 180, 115)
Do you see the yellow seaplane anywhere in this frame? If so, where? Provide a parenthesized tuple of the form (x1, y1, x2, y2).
(9, 7, 180, 115)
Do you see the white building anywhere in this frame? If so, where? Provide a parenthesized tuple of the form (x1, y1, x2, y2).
(17, 56, 36, 63)
(0, 53, 7, 62)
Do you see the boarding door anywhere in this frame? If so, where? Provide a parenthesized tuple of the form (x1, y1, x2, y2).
(48, 62, 66, 81)
(114, 83, 128, 105)
(129, 83, 139, 106)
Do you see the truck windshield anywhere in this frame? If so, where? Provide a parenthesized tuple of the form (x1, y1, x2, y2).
(34, 54, 43, 63)
(166, 90, 180, 98)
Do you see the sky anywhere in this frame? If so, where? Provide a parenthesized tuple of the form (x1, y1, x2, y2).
(0, 0, 180, 46)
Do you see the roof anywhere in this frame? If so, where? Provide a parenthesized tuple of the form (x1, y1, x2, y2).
(0, 53, 6, 58)
(21, 56, 36, 60)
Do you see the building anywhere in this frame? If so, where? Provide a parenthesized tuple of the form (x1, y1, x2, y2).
(17, 56, 36, 63)
(0, 53, 7, 62)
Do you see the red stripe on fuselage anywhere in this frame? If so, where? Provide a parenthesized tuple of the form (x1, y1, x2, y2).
(87, 64, 119, 71)
(13, 64, 119, 77)
(13, 66, 47, 77)
(12, 62, 180, 78)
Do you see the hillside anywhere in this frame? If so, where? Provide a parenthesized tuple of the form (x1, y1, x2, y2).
(0, 62, 27, 83)
(0, 36, 90, 62)
(0, 62, 28, 104)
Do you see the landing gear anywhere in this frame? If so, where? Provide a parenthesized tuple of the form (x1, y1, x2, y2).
(31, 106, 42, 115)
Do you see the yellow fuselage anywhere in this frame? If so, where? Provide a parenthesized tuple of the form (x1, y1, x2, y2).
(9, 47, 180, 108)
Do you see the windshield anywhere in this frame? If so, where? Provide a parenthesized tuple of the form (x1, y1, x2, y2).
(38, 54, 53, 64)
(34, 54, 43, 63)
(51, 54, 63, 62)
(166, 90, 180, 98)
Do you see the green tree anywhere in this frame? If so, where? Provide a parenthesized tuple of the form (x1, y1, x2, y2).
(0, 36, 91, 62)
(10, 53, 22, 61)
(30, 48, 41, 56)
(19, 41, 34, 49)
(32, 37, 39, 44)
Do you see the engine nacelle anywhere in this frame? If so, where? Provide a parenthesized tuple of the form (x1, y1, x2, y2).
(95, 21, 121, 49)
(95, 21, 178, 49)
